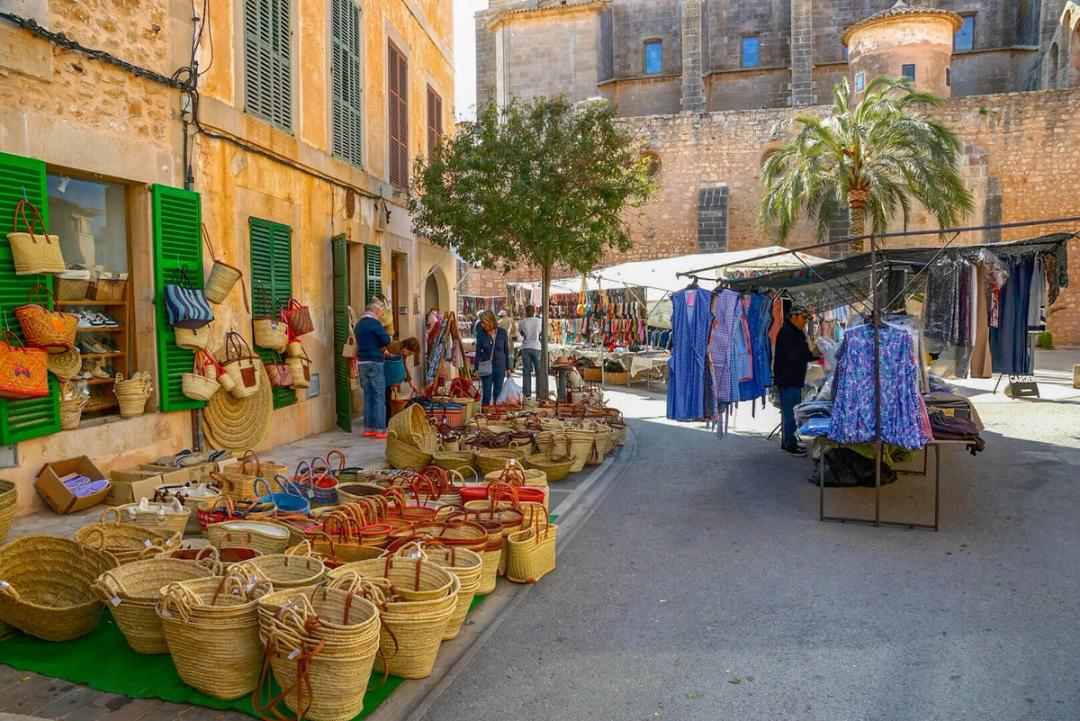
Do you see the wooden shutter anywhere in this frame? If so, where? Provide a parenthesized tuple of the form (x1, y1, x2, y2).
(427, 85, 443, 159)
(332, 234, 351, 432)
(388, 41, 408, 188)
(249, 217, 296, 410)
(152, 185, 206, 413)
(364, 244, 382, 305)
(0, 152, 59, 443)
(331, 0, 362, 166)
(244, 0, 292, 131)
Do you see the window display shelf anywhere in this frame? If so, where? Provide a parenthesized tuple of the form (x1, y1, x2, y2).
(56, 300, 127, 307)
(76, 326, 125, 333)
(81, 352, 123, 359)
(84, 377, 116, 386)
(83, 400, 118, 413)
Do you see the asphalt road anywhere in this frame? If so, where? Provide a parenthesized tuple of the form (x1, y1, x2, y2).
(419, 386, 1080, 721)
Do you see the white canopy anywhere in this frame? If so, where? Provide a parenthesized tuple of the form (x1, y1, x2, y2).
(509, 247, 827, 328)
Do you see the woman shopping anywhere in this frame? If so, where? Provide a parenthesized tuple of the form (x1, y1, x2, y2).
(384, 337, 421, 422)
(474, 309, 510, 406)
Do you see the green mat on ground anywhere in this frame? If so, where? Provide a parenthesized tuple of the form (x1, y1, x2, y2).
(0, 615, 402, 719)
(0, 593, 487, 719)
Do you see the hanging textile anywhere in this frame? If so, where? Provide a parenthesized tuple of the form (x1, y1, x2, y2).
(706, 289, 741, 420)
(828, 324, 932, 450)
(990, 254, 1036, 376)
(738, 293, 773, 403)
(970, 262, 992, 379)
(666, 288, 713, 422)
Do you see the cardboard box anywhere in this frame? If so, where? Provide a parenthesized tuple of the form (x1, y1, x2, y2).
(36, 456, 111, 514)
(105, 468, 191, 505)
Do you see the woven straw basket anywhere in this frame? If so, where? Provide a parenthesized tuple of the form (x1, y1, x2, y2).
(257, 585, 382, 721)
(114, 499, 191, 538)
(114, 372, 152, 418)
(237, 550, 327, 589)
(47, 347, 81, 379)
(524, 452, 575, 482)
(206, 520, 291, 555)
(328, 555, 454, 602)
(392, 543, 483, 641)
(431, 451, 474, 473)
(0, 479, 16, 544)
(218, 451, 287, 500)
(204, 261, 242, 305)
(91, 557, 214, 654)
(59, 381, 87, 430)
(182, 372, 219, 401)
(388, 404, 437, 453)
(253, 318, 288, 352)
(472, 448, 526, 476)
(386, 431, 434, 470)
(158, 573, 272, 700)
(75, 509, 182, 565)
(0, 535, 117, 641)
(506, 517, 558, 584)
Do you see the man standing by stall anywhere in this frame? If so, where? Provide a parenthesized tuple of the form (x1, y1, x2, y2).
(518, 304, 543, 400)
(773, 305, 818, 456)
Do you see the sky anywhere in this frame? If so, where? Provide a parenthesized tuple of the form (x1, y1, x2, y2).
(454, 0, 488, 121)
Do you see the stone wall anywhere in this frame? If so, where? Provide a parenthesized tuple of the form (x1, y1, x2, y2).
(462, 86, 1080, 345)
(611, 0, 682, 79)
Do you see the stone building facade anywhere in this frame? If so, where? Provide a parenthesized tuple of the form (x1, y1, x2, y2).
(0, 0, 455, 515)
(464, 0, 1080, 346)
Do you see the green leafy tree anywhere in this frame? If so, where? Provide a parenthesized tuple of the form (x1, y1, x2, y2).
(410, 95, 654, 396)
(759, 76, 974, 253)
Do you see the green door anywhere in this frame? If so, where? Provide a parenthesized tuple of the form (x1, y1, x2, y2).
(332, 234, 352, 432)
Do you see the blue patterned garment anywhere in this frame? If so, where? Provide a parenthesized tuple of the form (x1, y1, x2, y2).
(738, 293, 773, 403)
(708, 289, 742, 412)
(828, 324, 932, 450)
(666, 288, 714, 421)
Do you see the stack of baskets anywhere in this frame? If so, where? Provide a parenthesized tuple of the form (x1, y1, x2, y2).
(523, 452, 575, 482)
(239, 548, 327, 589)
(0, 535, 118, 641)
(114, 497, 191, 538)
(386, 405, 437, 471)
(472, 448, 526, 475)
(158, 572, 273, 700)
(256, 583, 382, 721)
(391, 542, 483, 641)
(91, 557, 215, 653)
(329, 556, 458, 679)
(114, 372, 153, 419)
(217, 451, 287, 500)
(59, 381, 87, 430)
(0, 479, 15, 544)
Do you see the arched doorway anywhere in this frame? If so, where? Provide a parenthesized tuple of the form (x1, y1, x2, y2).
(423, 266, 449, 314)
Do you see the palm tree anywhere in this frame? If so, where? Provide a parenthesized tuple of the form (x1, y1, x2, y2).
(759, 76, 974, 253)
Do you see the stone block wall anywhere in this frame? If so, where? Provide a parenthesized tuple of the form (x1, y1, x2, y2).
(706, 0, 791, 72)
(708, 67, 790, 110)
(462, 86, 1080, 345)
(611, 0, 682, 79)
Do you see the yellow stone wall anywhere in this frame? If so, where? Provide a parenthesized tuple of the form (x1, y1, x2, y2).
(0, 0, 456, 515)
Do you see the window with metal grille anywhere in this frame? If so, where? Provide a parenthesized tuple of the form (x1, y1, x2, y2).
(388, 40, 409, 188)
(244, 0, 292, 131)
(331, 0, 362, 166)
(426, 85, 443, 159)
(697, 186, 728, 252)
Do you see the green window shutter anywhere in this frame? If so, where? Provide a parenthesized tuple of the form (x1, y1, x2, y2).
(0, 151, 60, 444)
(332, 234, 351, 432)
(249, 218, 296, 410)
(244, 0, 293, 131)
(363, 244, 382, 305)
(331, 0, 363, 166)
(151, 184, 206, 413)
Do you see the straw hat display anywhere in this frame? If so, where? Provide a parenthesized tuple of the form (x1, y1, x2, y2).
(203, 357, 273, 452)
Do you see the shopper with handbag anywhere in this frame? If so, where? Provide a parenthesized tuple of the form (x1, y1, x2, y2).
(475, 310, 510, 407)
(355, 300, 392, 438)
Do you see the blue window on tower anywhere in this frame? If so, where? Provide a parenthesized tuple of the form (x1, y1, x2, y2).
(741, 35, 760, 68)
(644, 40, 662, 75)
(902, 64, 916, 81)
(955, 15, 975, 52)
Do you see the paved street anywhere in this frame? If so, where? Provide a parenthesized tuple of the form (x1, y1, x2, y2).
(3, 352, 1080, 721)
(416, 352, 1080, 721)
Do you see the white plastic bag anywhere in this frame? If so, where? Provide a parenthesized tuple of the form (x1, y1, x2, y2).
(497, 377, 522, 406)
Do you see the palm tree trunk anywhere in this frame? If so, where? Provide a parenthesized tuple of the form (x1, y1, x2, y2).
(848, 188, 868, 253)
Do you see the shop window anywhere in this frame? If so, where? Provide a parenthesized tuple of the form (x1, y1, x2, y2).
(741, 35, 760, 68)
(244, 0, 293, 131)
(250, 217, 297, 410)
(644, 39, 662, 74)
(48, 173, 132, 420)
(331, 0, 363, 166)
(955, 15, 975, 53)
(902, 64, 916, 81)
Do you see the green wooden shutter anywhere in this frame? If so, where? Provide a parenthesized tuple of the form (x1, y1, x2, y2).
(331, 0, 362, 166)
(249, 217, 296, 410)
(0, 152, 60, 443)
(363, 244, 382, 305)
(332, 234, 351, 432)
(151, 184, 206, 413)
(244, 0, 293, 131)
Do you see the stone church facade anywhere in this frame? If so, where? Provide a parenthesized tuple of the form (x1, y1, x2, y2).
(464, 1, 1080, 344)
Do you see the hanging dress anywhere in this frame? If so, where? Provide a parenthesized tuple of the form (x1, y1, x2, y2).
(990, 255, 1035, 376)
(738, 293, 774, 403)
(707, 289, 741, 418)
(666, 288, 713, 421)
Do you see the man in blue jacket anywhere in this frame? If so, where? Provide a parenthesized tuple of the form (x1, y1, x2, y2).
(773, 305, 819, 456)
(355, 300, 392, 438)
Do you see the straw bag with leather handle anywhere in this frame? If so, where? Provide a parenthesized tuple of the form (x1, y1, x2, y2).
(174, 323, 213, 351)
(341, 305, 358, 358)
(265, 356, 294, 388)
(0, 329, 49, 399)
(182, 350, 221, 402)
(6, 199, 65, 275)
(284, 343, 311, 389)
(14, 285, 78, 351)
(47, 346, 81, 380)
(201, 225, 246, 306)
(280, 298, 313, 337)
(253, 318, 288, 353)
(221, 331, 262, 398)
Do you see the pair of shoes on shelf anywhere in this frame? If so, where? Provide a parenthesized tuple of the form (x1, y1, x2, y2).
(76, 311, 119, 328)
(77, 339, 116, 354)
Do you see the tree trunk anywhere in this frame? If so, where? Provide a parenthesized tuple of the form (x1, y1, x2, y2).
(849, 201, 866, 254)
(538, 264, 551, 400)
